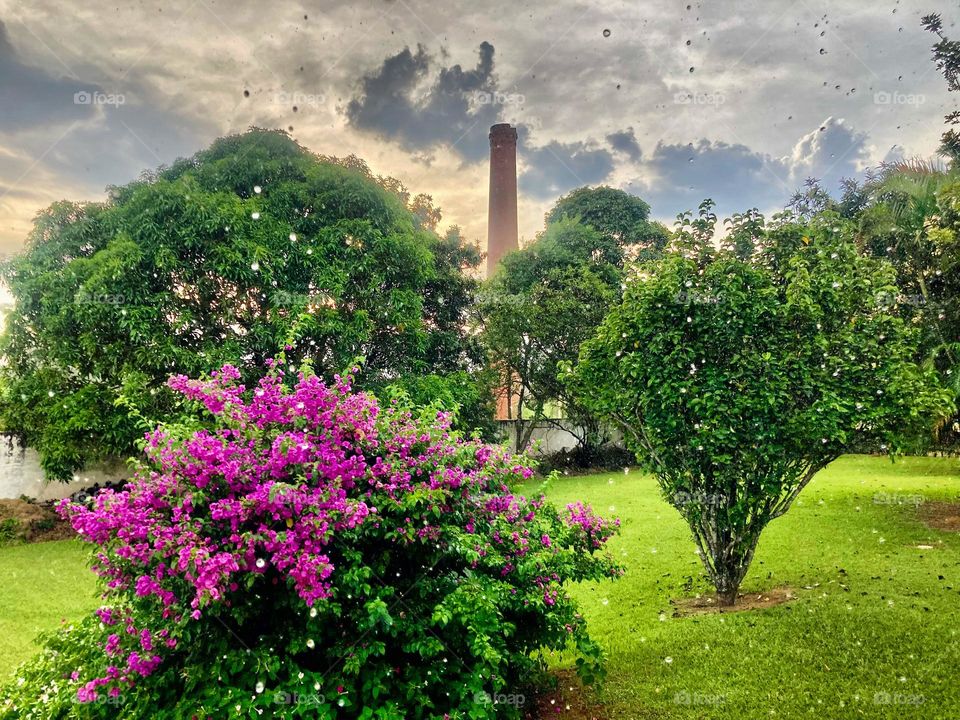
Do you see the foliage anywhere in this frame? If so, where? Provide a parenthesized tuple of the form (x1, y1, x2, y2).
(481, 186, 663, 452)
(854, 163, 960, 437)
(0, 129, 489, 481)
(382, 369, 499, 441)
(546, 186, 669, 261)
(0, 365, 619, 719)
(567, 215, 953, 604)
(479, 219, 620, 450)
(922, 13, 960, 164)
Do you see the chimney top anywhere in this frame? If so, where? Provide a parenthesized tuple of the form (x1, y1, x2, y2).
(489, 123, 518, 140)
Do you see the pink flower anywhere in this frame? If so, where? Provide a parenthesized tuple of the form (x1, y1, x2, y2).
(58, 363, 613, 701)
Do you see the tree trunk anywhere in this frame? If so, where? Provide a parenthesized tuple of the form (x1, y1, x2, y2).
(689, 515, 764, 608)
(717, 588, 739, 607)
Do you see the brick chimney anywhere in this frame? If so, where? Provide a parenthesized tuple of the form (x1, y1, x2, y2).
(486, 123, 519, 277)
(487, 124, 520, 422)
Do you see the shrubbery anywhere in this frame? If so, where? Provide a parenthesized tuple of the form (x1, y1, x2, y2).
(568, 216, 953, 604)
(0, 364, 620, 719)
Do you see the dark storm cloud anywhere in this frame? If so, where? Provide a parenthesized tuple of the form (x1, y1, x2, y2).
(638, 138, 791, 216)
(344, 41, 501, 161)
(606, 127, 642, 162)
(518, 139, 615, 200)
(632, 117, 870, 220)
(0, 20, 99, 130)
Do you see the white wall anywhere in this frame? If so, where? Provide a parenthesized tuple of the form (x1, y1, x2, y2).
(496, 421, 622, 455)
(0, 434, 127, 501)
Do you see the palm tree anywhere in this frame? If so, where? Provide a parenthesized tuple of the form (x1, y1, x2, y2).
(862, 159, 960, 438)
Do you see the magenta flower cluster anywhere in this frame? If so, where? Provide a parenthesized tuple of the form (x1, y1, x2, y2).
(58, 364, 617, 704)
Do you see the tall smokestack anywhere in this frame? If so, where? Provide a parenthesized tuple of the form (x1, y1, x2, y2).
(486, 123, 518, 277)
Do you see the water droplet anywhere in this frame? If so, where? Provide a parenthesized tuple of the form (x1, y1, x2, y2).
(602, 28, 611, 37)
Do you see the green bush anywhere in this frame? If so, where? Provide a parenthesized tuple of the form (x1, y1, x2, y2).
(1, 365, 620, 718)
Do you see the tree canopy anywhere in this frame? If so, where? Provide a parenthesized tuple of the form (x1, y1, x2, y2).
(0, 129, 489, 479)
(480, 186, 661, 452)
(568, 212, 954, 603)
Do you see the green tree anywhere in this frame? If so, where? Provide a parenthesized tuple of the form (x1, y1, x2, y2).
(922, 13, 960, 164)
(481, 187, 666, 453)
(546, 185, 669, 261)
(855, 162, 960, 437)
(479, 217, 625, 451)
(0, 129, 489, 479)
(568, 213, 953, 604)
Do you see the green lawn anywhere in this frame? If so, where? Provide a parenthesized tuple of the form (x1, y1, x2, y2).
(0, 540, 97, 680)
(1, 455, 958, 718)
(531, 455, 960, 719)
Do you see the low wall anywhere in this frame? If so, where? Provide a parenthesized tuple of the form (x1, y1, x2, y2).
(0, 434, 128, 501)
(495, 420, 622, 455)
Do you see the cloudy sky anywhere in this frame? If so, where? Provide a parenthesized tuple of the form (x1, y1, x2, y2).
(0, 0, 957, 259)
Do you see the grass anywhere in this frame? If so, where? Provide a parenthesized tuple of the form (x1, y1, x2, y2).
(0, 540, 97, 679)
(0, 455, 958, 718)
(532, 455, 960, 719)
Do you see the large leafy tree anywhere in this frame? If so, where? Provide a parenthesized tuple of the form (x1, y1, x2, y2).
(480, 227, 618, 450)
(480, 187, 664, 452)
(568, 212, 953, 605)
(0, 129, 489, 479)
(546, 185, 669, 260)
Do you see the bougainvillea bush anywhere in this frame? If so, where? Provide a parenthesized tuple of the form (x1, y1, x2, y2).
(0, 364, 620, 719)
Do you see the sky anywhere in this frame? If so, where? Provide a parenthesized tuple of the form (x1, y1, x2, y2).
(0, 0, 958, 262)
